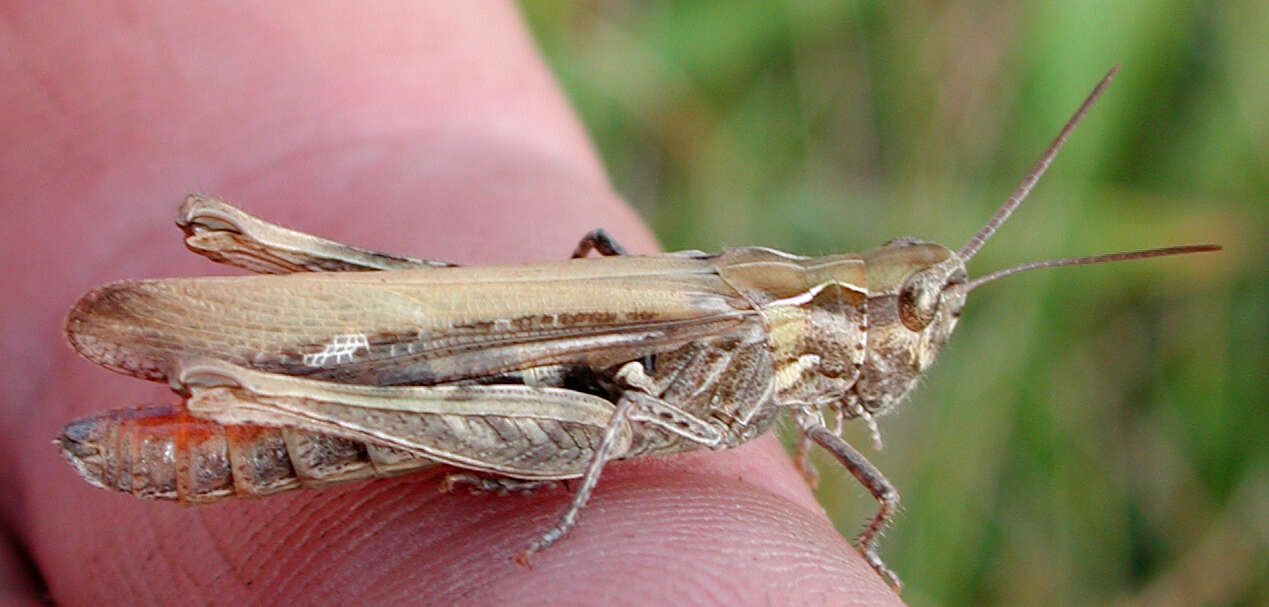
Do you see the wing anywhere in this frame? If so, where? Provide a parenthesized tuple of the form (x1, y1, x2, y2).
(66, 254, 759, 386)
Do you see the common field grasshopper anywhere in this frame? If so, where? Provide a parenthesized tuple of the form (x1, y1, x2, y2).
(56, 66, 1216, 590)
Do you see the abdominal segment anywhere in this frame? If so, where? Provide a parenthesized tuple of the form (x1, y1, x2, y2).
(55, 405, 437, 503)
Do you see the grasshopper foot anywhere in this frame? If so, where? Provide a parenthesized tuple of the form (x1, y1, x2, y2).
(793, 432, 820, 490)
(858, 546, 902, 592)
(439, 472, 564, 496)
(515, 522, 568, 568)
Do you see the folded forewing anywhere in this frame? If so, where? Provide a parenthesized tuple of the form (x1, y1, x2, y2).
(67, 255, 758, 385)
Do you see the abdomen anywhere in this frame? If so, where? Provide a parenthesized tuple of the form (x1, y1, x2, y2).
(56, 405, 438, 503)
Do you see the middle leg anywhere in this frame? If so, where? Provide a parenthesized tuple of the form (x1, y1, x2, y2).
(571, 229, 628, 258)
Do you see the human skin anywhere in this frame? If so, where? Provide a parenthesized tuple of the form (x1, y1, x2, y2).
(0, 4, 903, 605)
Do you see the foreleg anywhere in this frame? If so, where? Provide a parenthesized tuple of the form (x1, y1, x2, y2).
(802, 421, 902, 591)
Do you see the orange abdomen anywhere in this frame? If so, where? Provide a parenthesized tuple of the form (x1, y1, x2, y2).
(56, 405, 437, 503)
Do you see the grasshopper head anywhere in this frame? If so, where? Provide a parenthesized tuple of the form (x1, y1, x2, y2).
(847, 239, 966, 416)
(843, 66, 1218, 420)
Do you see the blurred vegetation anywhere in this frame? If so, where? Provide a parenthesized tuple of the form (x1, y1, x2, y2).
(520, 1, 1266, 605)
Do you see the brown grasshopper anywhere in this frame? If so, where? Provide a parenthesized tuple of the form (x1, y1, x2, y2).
(56, 66, 1216, 590)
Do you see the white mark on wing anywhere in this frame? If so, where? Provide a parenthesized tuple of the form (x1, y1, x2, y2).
(303, 333, 370, 367)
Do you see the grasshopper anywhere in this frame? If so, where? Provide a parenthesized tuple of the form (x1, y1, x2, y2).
(56, 66, 1216, 590)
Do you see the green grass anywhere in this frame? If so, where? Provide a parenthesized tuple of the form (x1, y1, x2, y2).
(521, 2, 1268, 604)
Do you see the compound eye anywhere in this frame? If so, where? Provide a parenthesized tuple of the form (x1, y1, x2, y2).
(897, 271, 940, 331)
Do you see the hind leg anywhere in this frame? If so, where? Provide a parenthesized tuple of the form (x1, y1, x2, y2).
(439, 472, 565, 496)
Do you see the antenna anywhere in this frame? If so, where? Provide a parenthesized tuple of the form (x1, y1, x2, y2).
(957, 65, 1120, 263)
(953, 244, 1221, 295)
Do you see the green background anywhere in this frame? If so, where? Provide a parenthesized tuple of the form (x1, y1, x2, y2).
(521, 2, 1267, 605)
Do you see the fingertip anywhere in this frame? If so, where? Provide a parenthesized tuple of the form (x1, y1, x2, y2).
(480, 466, 905, 606)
